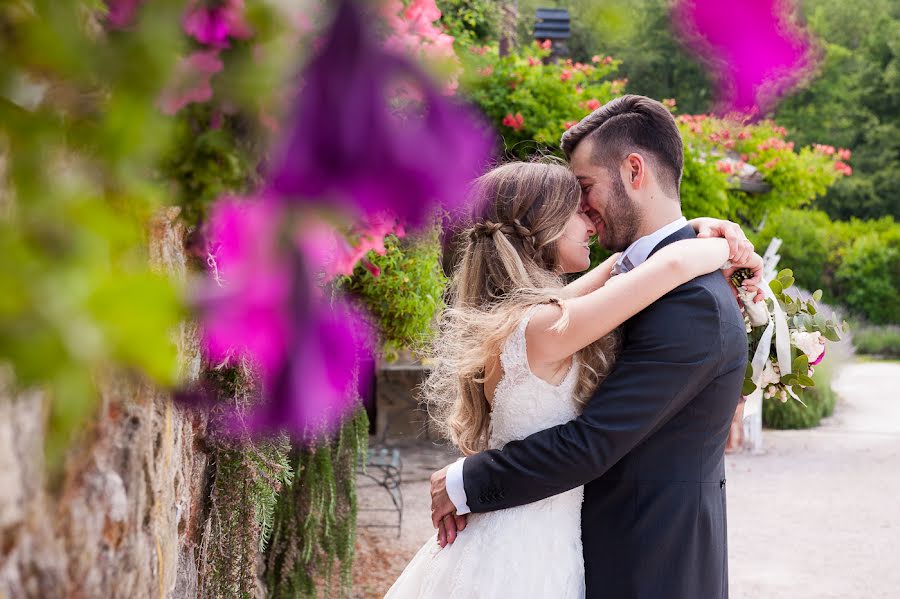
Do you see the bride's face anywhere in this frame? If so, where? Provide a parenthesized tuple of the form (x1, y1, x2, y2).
(556, 206, 596, 273)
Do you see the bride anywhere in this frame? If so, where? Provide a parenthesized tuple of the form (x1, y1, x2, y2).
(385, 159, 761, 598)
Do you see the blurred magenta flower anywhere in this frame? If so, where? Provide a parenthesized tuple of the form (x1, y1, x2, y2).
(673, 0, 818, 115)
(106, 0, 144, 29)
(267, 0, 493, 227)
(201, 197, 291, 375)
(199, 197, 373, 437)
(158, 49, 223, 115)
(182, 0, 252, 48)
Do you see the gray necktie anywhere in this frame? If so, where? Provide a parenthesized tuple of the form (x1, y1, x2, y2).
(611, 255, 635, 276)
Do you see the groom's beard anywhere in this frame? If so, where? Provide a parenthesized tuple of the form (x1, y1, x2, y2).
(599, 175, 641, 252)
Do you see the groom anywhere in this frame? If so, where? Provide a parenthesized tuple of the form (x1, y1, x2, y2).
(430, 95, 749, 598)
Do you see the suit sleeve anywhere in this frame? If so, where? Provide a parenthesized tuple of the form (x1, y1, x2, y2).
(463, 284, 722, 513)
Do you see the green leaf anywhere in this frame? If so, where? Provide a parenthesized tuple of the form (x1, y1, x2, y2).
(781, 373, 799, 386)
(777, 268, 793, 279)
(768, 279, 783, 295)
(745, 362, 755, 377)
(823, 327, 842, 342)
(780, 276, 795, 289)
(797, 375, 816, 387)
(793, 354, 809, 372)
(742, 378, 758, 396)
(812, 289, 823, 302)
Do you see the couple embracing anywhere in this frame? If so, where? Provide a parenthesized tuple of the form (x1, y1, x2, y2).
(387, 95, 764, 599)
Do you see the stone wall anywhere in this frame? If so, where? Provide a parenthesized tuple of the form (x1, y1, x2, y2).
(0, 209, 211, 599)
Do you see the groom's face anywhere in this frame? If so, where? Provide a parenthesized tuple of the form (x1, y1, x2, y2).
(570, 140, 641, 252)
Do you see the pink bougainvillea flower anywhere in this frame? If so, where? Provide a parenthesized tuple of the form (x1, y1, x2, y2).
(196, 197, 374, 438)
(267, 0, 493, 227)
(106, 0, 144, 29)
(673, 0, 819, 116)
(182, 0, 252, 48)
(382, 0, 459, 90)
(158, 49, 223, 115)
(295, 213, 405, 281)
(200, 197, 291, 374)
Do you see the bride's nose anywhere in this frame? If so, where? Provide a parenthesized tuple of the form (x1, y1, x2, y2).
(582, 213, 596, 236)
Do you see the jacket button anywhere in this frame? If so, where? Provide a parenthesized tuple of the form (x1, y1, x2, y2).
(720, 478, 727, 488)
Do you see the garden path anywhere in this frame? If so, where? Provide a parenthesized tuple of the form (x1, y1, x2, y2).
(354, 360, 900, 598)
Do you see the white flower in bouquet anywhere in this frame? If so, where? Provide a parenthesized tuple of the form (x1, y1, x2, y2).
(791, 331, 826, 364)
(760, 360, 781, 386)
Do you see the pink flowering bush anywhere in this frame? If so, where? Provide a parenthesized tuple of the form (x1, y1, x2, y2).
(463, 42, 621, 157)
(382, 0, 461, 93)
(675, 113, 851, 224)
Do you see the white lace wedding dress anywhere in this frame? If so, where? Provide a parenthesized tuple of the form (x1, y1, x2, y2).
(385, 309, 585, 598)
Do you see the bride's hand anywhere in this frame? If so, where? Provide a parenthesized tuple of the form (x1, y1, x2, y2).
(722, 251, 765, 303)
(691, 217, 754, 265)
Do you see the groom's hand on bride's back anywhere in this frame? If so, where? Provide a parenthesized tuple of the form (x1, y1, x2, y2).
(431, 465, 467, 547)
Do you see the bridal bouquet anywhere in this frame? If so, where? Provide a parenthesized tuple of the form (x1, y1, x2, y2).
(731, 268, 846, 403)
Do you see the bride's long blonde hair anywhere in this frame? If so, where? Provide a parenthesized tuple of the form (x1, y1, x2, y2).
(424, 160, 619, 455)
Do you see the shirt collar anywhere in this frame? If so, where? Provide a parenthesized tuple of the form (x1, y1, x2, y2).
(615, 217, 688, 273)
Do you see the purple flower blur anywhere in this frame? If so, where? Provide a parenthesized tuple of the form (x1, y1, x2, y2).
(267, 0, 494, 227)
(182, 0, 252, 48)
(106, 0, 144, 29)
(673, 0, 818, 116)
(198, 197, 373, 438)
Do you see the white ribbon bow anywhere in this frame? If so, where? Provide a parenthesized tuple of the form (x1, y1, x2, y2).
(744, 279, 795, 418)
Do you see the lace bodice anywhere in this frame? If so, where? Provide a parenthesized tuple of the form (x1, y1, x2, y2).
(489, 307, 582, 449)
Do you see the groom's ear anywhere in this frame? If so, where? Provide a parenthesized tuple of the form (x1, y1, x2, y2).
(623, 153, 646, 189)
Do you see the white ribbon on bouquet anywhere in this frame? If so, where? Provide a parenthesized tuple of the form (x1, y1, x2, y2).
(743, 279, 794, 418)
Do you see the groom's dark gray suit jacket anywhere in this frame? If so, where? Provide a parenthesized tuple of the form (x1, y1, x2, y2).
(462, 225, 747, 599)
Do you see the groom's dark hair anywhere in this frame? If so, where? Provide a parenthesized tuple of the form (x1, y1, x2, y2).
(560, 95, 684, 198)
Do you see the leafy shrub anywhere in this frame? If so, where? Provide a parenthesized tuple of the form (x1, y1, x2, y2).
(754, 209, 900, 324)
(754, 209, 842, 295)
(675, 116, 847, 225)
(834, 233, 900, 324)
(339, 229, 447, 360)
(679, 143, 732, 220)
(437, 0, 504, 46)
(463, 42, 621, 157)
(851, 324, 900, 358)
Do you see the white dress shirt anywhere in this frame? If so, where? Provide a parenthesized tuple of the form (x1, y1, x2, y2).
(445, 217, 690, 515)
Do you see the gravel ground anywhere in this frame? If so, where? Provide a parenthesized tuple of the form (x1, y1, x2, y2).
(354, 360, 900, 598)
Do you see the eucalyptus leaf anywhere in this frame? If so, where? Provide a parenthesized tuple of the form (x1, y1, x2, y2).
(742, 378, 758, 396)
